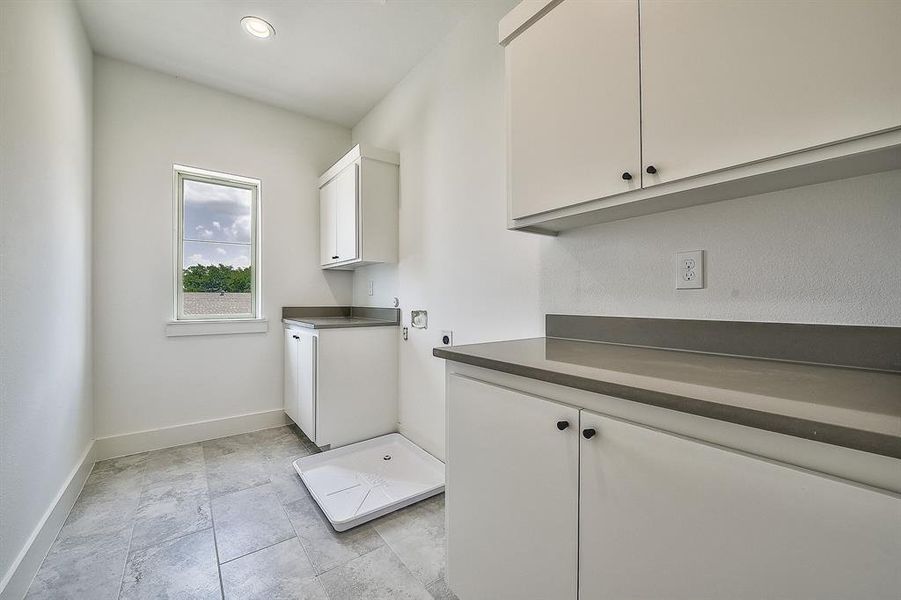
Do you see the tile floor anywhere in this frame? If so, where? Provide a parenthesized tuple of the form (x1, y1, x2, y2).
(26, 425, 454, 600)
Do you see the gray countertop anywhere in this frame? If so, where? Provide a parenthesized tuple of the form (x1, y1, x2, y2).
(283, 316, 398, 329)
(434, 337, 901, 459)
(281, 306, 400, 329)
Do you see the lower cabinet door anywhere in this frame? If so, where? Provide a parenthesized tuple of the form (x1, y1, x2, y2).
(283, 330, 300, 424)
(578, 410, 901, 600)
(446, 375, 579, 600)
(295, 332, 317, 443)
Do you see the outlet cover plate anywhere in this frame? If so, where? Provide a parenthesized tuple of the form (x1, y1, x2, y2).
(676, 250, 704, 290)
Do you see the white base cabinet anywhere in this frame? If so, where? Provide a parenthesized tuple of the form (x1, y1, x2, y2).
(579, 411, 901, 600)
(446, 375, 579, 600)
(284, 324, 398, 448)
(445, 369, 901, 600)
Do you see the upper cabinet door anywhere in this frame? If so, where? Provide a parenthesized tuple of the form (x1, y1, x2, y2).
(640, 0, 901, 186)
(507, 0, 641, 219)
(334, 163, 359, 263)
(319, 178, 337, 266)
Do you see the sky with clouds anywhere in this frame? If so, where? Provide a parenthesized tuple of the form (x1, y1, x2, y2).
(182, 179, 252, 269)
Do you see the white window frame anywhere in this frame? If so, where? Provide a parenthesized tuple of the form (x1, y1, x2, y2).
(172, 164, 262, 324)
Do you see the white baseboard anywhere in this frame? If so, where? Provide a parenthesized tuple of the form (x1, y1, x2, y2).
(0, 441, 95, 600)
(94, 409, 288, 460)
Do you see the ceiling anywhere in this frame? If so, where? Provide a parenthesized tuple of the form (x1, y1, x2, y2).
(76, 0, 478, 127)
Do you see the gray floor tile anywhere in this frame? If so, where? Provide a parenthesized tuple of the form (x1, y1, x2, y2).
(26, 431, 449, 600)
(268, 466, 313, 505)
(144, 443, 205, 484)
(258, 430, 313, 463)
(90, 453, 147, 482)
(318, 546, 432, 600)
(131, 490, 212, 550)
(49, 495, 135, 557)
(120, 529, 221, 600)
(284, 496, 384, 575)
(212, 483, 295, 562)
(141, 468, 209, 504)
(247, 426, 296, 445)
(205, 449, 270, 497)
(25, 545, 126, 600)
(202, 433, 259, 460)
(220, 537, 325, 600)
(425, 578, 459, 600)
(374, 495, 446, 585)
(79, 458, 146, 507)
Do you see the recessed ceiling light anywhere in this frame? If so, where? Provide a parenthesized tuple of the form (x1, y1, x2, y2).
(241, 16, 275, 39)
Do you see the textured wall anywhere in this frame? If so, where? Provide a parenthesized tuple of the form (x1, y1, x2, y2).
(540, 171, 901, 326)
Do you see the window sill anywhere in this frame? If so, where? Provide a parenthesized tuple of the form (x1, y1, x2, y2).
(166, 318, 268, 337)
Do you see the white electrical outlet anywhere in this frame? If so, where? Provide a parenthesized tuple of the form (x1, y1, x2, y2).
(675, 250, 704, 289)
(368, 280, 374, 296)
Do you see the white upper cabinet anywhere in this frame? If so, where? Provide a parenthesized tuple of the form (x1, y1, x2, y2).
(504, 0, 640, 219)
(501, 0, 901, 233)
(319, 175, 337, 265)
(640, 0, 901, 186)
(333, 163, 359, 263)
(319, 144, 398, 269)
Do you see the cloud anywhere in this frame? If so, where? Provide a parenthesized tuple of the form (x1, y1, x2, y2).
(216, 247, 227, 255)
(187, 253, 212, 266)
(194, 225, 213, 239)
(231, 255, 251, 268)
(212, 221, 221, 230)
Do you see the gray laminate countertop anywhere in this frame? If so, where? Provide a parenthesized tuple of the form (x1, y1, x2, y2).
(283, 316, 398, 329)
(433, 337, 901, 459)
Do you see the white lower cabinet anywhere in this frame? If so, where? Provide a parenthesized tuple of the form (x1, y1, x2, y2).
(445, 374, 901, 600)
(578, 410, 901, 600)
(284, 325, 398, 449)
(446, 374, 579, 600)
(283, 329, 301, 424)
(284, 328, 317, 440)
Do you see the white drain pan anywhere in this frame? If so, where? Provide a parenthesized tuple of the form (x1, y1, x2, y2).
(293, 433, 445, 531)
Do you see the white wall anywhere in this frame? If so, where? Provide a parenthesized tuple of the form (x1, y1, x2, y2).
(350, 0, 901, 459)
(0, 0, 94, 595)
(351, 0, 542, 460)
(92, 57, 352, 441)
(541, 171, 901, 326)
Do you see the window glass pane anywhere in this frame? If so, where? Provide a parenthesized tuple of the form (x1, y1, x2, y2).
(182, 241, 252, 316)
(183, 179, 252, 244)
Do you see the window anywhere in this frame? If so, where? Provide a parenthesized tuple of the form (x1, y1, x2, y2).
(174, 165, 260, 321)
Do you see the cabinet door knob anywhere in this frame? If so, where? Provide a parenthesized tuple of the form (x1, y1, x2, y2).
(556, 420, 570, 431)
(621, 172, 633, 181)
(582, 428, 597, 439)
(331, 255, 339, 259)
(646, 165, 657, 174)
